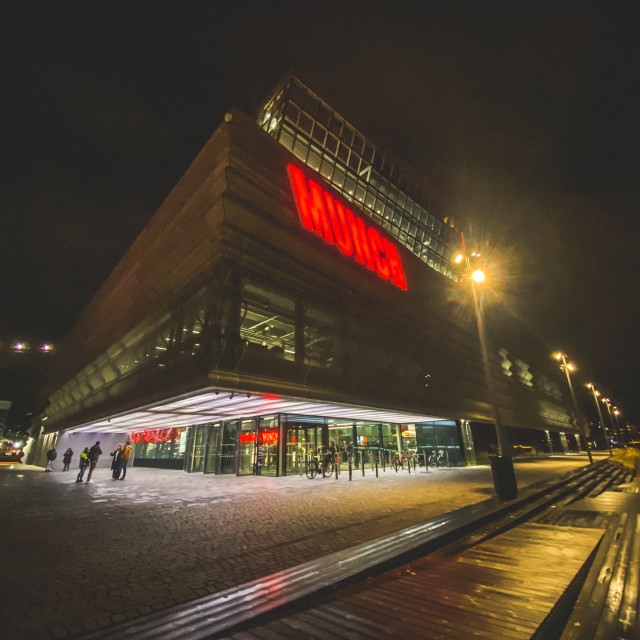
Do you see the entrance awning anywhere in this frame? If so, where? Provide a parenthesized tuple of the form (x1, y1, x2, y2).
(65, 388, 446, 433)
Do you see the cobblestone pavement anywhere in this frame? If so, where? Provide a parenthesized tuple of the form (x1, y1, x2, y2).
(0, 453, 605, 639)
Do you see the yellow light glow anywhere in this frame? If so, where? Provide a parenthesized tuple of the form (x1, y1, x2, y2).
(454, 254, 464, 264)
(554, 352, 564, 360)
(566, 363, 575, 372)
(471, 269, 485, 283)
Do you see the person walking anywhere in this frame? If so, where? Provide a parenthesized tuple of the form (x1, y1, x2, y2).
(85, 441, 102, 483)
(45, 446, 57, 472)
(62, 448, 73, 471)
(110, 444, 123, 480)
(118, 441, 132, 480)
(76, 448, 90, 482)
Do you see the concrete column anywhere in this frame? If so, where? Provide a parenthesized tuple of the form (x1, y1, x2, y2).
(458, 420, 476, 466)
(558, 432, 570, 454)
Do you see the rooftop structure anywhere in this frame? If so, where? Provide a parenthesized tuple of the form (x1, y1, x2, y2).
(258, 77, 457, 280)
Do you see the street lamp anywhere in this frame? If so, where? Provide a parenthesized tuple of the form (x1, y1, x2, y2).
(602, 398, 622, 446)
(586, 383, 612, 455)
(456, 233, 517, 499)
(553, 352, 593, 463)
(613, 407, 625, 445)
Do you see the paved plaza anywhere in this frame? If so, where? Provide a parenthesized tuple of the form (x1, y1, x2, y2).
(0, 453, 604, 639)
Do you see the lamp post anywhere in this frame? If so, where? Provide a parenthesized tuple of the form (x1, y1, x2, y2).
(553, 352, 593, 463)
(602, 398, 622, 447)
(456, 232, 517, 499)
(587, 383, 612, 455)
(613, 408, 625, 445)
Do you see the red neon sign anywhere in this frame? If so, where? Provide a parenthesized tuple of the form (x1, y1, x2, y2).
(129, 427, 182, 444)
(287, 164, 408, 290)
(239, 430, 280, 444)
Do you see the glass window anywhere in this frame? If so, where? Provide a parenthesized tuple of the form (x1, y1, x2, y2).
(292, 138, 308, 162)
(316, 103, 331, 127)
(320, 156, 334, 181)
(311, 123, 326, 146)
(284, 101, 300, 125)
(337, 142, 349, 164)
(332, 165, 346, 190)
(325, 132, 339, 155)
(130, 427, 185, 460)
(307, 147, 321, 171)
(241, 283, 296, 361)
(278, 129, 294, 152)
(364, 191, 375, 210)
(327, 421, 355, 463)
(304, 305, 337, 368)
(298, 111, 313, 136)
(328, 115, 342, 136)
(344, 176, 356, 197)
(342, 124, 354, 146)
(354, 421, 381, 468)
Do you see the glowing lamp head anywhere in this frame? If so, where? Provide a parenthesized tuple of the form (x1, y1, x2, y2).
(454, 254, 464, 264)
(471, 269, 485, 283)
(14, 342, 25, 351)
(41, 344, 52, 352)
(553, 352, 564, 361)
(566, 362, 575, 372)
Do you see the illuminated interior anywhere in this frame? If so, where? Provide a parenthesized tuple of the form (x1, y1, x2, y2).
(66, 388, 445, 434)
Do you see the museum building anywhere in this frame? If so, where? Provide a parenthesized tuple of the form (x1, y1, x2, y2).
(32, 77, 584, 474)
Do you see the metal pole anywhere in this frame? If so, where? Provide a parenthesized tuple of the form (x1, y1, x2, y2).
(589, 386, 612, 455)
(462, 233, 517, 499)
(560, 354, 593, 464)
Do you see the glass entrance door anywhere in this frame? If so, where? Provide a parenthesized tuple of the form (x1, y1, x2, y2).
(237, 419, 257, 475)
(185, 425, 207, 473)
(256, 417, 279, 476)
(285, 423, 321, 475)
(204, 423, 222, 474)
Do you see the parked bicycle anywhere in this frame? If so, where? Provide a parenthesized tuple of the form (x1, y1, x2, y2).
(305, 451, 335, 479)
(428, 449, 447, 468)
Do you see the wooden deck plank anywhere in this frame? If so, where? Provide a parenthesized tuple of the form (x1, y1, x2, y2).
(315, 604, 396, 639)
(290, 523, 603, 640)
(305, 606, 389, 640)
(560, 513, 627, 640)
(351, 584, 537, 639)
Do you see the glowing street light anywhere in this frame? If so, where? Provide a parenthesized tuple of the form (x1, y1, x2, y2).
(553, 352, 593, 463)
(601, 398, 622, 446)
(457, 233, 517, 499)
(586, 383, 612, 455)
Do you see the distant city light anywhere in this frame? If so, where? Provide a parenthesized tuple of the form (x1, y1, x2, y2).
(14, 342, 26, 351)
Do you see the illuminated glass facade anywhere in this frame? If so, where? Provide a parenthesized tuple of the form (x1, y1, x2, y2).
(258, 76, 457, 279)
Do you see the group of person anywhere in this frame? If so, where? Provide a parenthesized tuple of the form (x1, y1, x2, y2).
(44, 440, 132, 483)
(108, 441, 132, 480)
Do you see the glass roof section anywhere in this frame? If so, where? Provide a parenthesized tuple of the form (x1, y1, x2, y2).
(258, 77, 457, 280)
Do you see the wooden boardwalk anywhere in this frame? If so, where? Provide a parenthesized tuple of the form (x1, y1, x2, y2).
(537, 479, 640, 640)
(220, 523, 604, 639)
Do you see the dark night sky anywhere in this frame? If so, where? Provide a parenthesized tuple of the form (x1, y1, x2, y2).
(2, 2, 639, 423)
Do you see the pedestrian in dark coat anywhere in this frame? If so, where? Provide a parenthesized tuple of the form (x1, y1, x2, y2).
(85, 441, 102, 483)
(62, 448, 73, 471)
(110, 444, 123, 480)
(45, 447, 57, 472)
